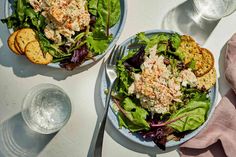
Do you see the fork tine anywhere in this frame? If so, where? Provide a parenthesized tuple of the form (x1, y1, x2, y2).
(110, 45, 120, 65)
(107, 45, 117, 65)
(111, 46, 126, 65)
(118, 46, 126, 60)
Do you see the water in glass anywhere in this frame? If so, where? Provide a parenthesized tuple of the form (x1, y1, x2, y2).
(21, 84, 71, 134)
(193, 0, 236, 20)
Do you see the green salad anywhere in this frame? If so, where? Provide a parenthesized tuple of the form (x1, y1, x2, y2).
(1, 0, 120, 70)
(111, 32, 213, 150)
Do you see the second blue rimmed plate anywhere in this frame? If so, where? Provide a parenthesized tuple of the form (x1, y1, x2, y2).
(99, 29, 218, 148)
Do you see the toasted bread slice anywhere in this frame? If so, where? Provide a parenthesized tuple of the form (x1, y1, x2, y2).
(194, 48, 214, 77)
(197, 68, 216, 90)
(16, 28, 37, 53)
(178, 35, 203, 70)
(8, 30, 21, 55)
(25, 41, 53, 64)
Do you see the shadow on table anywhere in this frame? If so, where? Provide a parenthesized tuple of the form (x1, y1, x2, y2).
(161, 0, 219, 45)
(0, 41, 100, 81)
(0, 113, 57, 157)
(88, 63, 178, 157)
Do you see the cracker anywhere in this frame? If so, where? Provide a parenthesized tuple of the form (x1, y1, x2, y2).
(25, 41, 53, 64)
(14, 39, 24, 54)
(7, 30, 21, 55)
(197, 68, 216, 90)
(178, 35, 203, 70)
(194, 48, 214, 77)
(16, 28, 37, 53)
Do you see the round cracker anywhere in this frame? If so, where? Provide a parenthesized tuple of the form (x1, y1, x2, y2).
(14, 39, 24, 54)
(7, 30, 21, 55)
(178, 35, 203, 70)
(16, 28, 37, 53)
(194, 48, 214, 77)
(197, 68, 216, 90)
(25, 41, 53, 65)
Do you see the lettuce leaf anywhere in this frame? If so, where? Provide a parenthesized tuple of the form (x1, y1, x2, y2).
(136, 32, 185, 60)
(168, 99, 210, 132)
(187, 59, 196, 70)
(115, 60, 133, 95)
(91, 0, 120, 30)
(88, 0, 99, 16)
(167, 33, 184, 60)
(157, 42, 168, 53)
(37, 32, 71, 58)
(137, 33, 171, 53)
(86, 33, 109, 54)
(136, 32, 151, 43)
(114, 50, 140, 96)
(136, 33, 161, 52)
(87, 0, 120, 54)
(117, 98, 150, 132)
(124, 46, 145, 69)
(1, 0, 46, 31)
(145, 35, 160, 51)
(109, 0, 121, 27)
(168, 49, 185, 61)
(170, 33, 181, 50)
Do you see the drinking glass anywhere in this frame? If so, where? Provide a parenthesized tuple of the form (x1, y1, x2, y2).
(21, 84, 72, 134)
(192, 0, 236, 21)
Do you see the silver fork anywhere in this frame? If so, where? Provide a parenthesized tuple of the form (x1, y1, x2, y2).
(92, 45, 125, 157)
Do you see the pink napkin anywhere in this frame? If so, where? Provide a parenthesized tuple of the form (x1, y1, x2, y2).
(179, 33, 236, 157)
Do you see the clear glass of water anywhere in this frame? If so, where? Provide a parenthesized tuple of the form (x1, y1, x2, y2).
(21, 84, 72, 134)
(193, 0, 236, 20)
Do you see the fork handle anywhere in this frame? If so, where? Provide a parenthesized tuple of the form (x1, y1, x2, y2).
(92, 84, 114, 157)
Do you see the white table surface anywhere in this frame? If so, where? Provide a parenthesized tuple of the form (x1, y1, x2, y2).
(0, 0, 236, 157)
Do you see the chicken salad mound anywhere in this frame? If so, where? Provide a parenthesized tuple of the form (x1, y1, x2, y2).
(30, 0, 90, 43)
(128, 47, 197, 114)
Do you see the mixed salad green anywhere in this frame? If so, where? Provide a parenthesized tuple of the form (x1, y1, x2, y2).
(111, 32, 211, 150)
(1, 0, 120, 70)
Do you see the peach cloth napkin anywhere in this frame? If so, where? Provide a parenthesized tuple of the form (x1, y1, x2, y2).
(179, 33, 236, 157)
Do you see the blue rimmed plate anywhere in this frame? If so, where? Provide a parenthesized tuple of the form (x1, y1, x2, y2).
(100, 29, 218, 148)
(4, 0, 127, 69)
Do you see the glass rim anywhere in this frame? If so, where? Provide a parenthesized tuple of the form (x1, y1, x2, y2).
(192, 0, 236, 21)
(21, 83, 72, 134)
